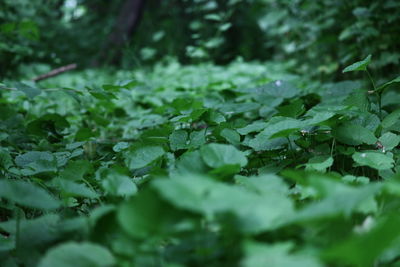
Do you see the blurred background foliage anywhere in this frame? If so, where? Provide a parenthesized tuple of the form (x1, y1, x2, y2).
(1, 0, 399, 80)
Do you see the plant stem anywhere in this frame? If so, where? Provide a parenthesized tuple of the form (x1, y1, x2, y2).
(329, 138, 335, 172)
(286, 137, 296, 163)
(366, 69, 382, 119)
(15, 207, 21, 252)
(366, 69, 377, 90)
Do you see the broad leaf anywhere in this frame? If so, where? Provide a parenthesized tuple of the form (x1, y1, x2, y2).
(39, 242, 115, 267)
(379, 132, 400, 151)
(125, 146, 165, 169)
(101, 173, 137, 197)
(382, 109, 400, 129)
(0, 179, 60, 210)
(342, 55, 371, 73)
(324, 215, 400, 267)
(292, 178, 381, 221)
(169, 130, 188, 151)
(117, 188, 183, 239)
(220, 128, 240, 145)
(334, 123, 377, 145)
(237, 121, 268, 135)
(305, 156, 333, 172)
(200, 143, 247, 168)
(15, 151, 57, 175)
(153, 174, 294, 233)
(0, 214, 61, 250)
(54, 179, 98, 199)
(352, 151, 394, 170)
(242, 241, 322, 267)
(377, 76, 400, 92)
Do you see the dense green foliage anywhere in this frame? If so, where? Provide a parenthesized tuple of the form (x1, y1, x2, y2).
(1, 56, 400, 266)
(2, 0, 400, 266)
(1, 0, 399, 79)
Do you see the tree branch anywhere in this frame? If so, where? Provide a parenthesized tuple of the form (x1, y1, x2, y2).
(32, 63, 77, 82)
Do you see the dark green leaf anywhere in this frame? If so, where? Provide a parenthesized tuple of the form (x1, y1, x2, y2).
(0, 179, 59, 210)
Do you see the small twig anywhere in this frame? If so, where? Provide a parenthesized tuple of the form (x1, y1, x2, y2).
(32, 63, 77, 82)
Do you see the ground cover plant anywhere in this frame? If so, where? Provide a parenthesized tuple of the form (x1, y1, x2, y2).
(1, 0, 400, 266)
(1, 55, 400, 266)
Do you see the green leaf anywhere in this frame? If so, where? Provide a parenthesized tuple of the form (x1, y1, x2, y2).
(379, 132, 400, 150)
(153, 174, 294, 233)
(0, 236, 14, 252)
(200, 143, 247, 169)
(352, 151, 394, 170)
(344, 91, 369, 111)
(117, 188, 182, 239)
(27, 114, 70, 141)
(304, 111, 336, 125)
(112, 142, 129, 152)
(334, 123, 377, 146)
(249, 117, 304, 151)
(101, 173, 137, 197)
(276, 99, 305, 118)
(249, 136, 287, 151)
(169, 130, 188, 151)
(14, 82, 41, 98)
(292, 177, 381, 221)
(0, 179, 60, 210)
(125, 146, 165, 169)
(261, 117, 304, 138)
(0, 214, 60, 249)
(39, 242, 115, 267)
(324, 215, 400, 267)
(175, 150, 209, 174)
(204, 14, 222, 21)
(377, 76, 400, 92)
(257, 80, 299, 99)
(60, 160, 92, 181)
(342, 55, 371, 73)
(242, 241, 322, 267)
(15, 151, 57, 175)
(237, 121, 268, 135)
(189, 129, 206, 148)
(305, 156, 333, 172)
(235, 174, 289, 195)
(55, 179, 98, 199)
(0, 149, 13, 170)
(382, 109, 400, 129)
(220, 128, 240, 145)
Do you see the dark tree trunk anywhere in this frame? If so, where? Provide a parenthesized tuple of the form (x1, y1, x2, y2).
(94, 0, 145, 66)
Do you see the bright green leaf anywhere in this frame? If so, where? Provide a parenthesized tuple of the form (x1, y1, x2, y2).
(200, 143, 247, 168)
(352, 151, 394, 170)
(125, 146, 165, 169)
(305, 156, 333, 172)
(342, 55, 371, 73)
(242, 241, 322, 267)
(39, 242, 115, 267)
(102, 173, 137, 197)
(379, 132, 400, 150)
